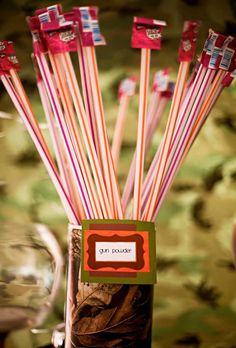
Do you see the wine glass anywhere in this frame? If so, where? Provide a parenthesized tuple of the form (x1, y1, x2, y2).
(0, 222, 63, 346)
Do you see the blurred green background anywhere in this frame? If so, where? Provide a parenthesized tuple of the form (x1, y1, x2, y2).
(1, 0, 236, 347)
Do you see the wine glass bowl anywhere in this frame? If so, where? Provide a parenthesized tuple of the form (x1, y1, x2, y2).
(0, 222, 63, 332)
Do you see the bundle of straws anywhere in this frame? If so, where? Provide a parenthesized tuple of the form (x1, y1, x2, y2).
(1, 7, 235, 225)
(1, 4, 236, 346)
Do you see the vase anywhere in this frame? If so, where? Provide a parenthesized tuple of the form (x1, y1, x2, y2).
(65, 224, 154, 348)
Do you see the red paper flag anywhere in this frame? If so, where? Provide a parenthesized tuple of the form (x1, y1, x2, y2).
(38, 10, 77, 54)
(161, 81, 175, 99)
(178, 20, 201, 62)
(131, 17, 167, 50)
(118, 76, 137, 100)
(26, 16, 47, 54)
(0, 41, 20, 74)
(152, 68, 170, 92)
(73, 6, 106, 47)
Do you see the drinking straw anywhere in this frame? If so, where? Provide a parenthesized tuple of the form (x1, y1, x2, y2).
(178, 70, 226, 173)
(76, 33, 102, 164)
(144, 21, 200, 221)
(33, 7, 103, 219)
(63, 10, 102, 164)
(140, 81, 195, 211)
(122, 70, 171, 212)
(9, 69, 54, 162)
(36, 72, 85, 219)
(1, 74, 79, 224)
(73, 6, 123, 218)
(112, 77, 137, 169)
(146, 82, 174, 152)
(48, 51, 102, 219)
(152, 69, 225, 219)
(143, 65, 189, 220)
(59, 51, 113, 218)
(182, 64, 236, 168)
(37, 5, 113, 219)
(141, 66, 209, 216)
(186, 38, 236, 144)
(151, 38, 235, 219)
(138, 89, 173, 215)
(37, 74, 71, 192)
(85, 46, 124, 218)
(131, 16, 166, 220)
(33, 44, 92, 219)
(141, 29, 221, 212)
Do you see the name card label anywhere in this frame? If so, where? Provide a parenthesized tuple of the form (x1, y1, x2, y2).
(95, 242, 136, 262)
(81, 219, 156, 284)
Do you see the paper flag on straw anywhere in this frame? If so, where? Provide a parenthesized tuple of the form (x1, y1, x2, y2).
(35, 4, 62, 18)
(73, 7, 106, 47)
(161, 81, 175, 99)
(0, 41, 20, 73)
(118, 76, 137, 100)
(37, 10, 77, 54)
(178, 20, 201, 62)
(208, 36, 235, 71)
(26, 16, 47, 54)
(219, 44, 236, 72)
(221, 69, 236, 87)
(131, 17, 167, 50)
(201, 31, 229, 68)
(152, 68, 170, 92)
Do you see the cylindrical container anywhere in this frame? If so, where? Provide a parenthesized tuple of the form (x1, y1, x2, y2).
(65, 224, 154, 348)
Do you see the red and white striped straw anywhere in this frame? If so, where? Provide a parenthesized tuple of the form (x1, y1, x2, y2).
(112, 94, 131, 169)
(49, 52, 102, 219)
(133, 47, 151, 220)
(77, 41, 102, 165)
(84, 46, 124, 219)
(37, 79, 71, 195)
(144, 60, 189, 221)
(35, 52, 92, 219)
(151, 69, 223, 220)
(122, 89, 164, 213)
(1, 74, 79, 224)
(60, 51, 114, 218)
(141, 66, 206, 212)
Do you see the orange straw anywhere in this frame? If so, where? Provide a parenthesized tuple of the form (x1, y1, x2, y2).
(83, 46, 124, 219)
(144, 60, 189, 221)
(60, 51, 113, 218)
(49, 52, 102, 219)
(133, 48, 151, 220)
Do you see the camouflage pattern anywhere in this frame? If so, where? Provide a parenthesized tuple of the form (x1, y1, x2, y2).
(0, 0, 236, 347)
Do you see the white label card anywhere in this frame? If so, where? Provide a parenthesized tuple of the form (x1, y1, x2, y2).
(95, 242, 137, 262)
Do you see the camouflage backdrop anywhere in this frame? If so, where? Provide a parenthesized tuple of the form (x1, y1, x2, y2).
(0, 0, 236, 347)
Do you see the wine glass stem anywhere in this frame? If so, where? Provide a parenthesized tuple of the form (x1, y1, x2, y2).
(0, 332, 8, 347)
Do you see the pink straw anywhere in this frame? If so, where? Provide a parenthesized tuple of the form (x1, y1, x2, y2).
(1, 74, 79, 224)
(151, 69, 219, 220)
(35, 52, 92, 219)
(122, 90, 165, 212)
